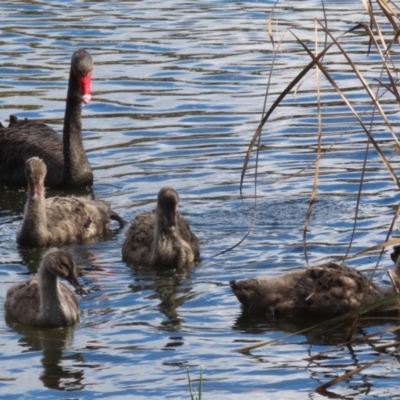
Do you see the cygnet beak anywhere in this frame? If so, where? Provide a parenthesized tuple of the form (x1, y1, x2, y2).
(166, 211, 177, 233)
(67, 273, 85, 294)
(166, 224, 176, 233)
(29, 181, 41, 199)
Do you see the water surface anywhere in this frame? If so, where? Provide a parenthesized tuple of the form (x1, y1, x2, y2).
(1, 1, 400, 398)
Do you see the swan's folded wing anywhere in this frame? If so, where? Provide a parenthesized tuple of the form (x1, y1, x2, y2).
(122, 211, 155, 265)
(5, 278, 40, 325)
(0, 117, 63, 186)
(177, 213, 200, 260)
(45, 196, 110, 242)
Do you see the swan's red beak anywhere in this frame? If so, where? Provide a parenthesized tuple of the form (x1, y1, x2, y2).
(79, 71, 92, 104)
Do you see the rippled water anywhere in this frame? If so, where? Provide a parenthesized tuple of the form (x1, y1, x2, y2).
(1, 0, 400, 398)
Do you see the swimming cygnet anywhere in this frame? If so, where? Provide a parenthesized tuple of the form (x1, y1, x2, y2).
(17, 157, 124, 247)
(122, 187, 200, 268)
(230, 253, 400, 318)
(5, 248, 82, 328)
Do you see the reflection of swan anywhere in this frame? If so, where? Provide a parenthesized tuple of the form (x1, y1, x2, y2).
(129, 263, 193, 328)
(122, 187, 200, 268)
(17, 157, 124, 247)
(232, 309, 357, 345)
(0, 48, 93, 188)
(5, 248, 81, 327)
(9, 324, 84, 390)
(233, 309, 400, 360)
(230, 256, 400, 318)
(18, 247, 50, 274)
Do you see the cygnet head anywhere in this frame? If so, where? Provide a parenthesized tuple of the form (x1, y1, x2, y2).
(71, 49, 93, 104)
(25, 157, 46, 198)
(42, 248, 81, 290)
(157, 187, 179, 232)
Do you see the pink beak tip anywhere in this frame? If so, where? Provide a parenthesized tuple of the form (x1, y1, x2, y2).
(81, 94, 92, 104)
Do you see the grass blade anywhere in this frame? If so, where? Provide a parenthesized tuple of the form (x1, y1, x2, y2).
(315, 347, 398, 393)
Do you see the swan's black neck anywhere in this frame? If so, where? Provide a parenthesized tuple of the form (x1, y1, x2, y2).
(61, 67, 93, 188)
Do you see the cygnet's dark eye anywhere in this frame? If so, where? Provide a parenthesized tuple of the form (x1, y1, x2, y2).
(59, 262, 69, 272)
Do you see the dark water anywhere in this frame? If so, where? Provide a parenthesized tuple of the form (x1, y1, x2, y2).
(1, 1, 400, 398)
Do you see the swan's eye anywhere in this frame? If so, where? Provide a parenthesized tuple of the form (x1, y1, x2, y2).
(59, 260, 72, 276)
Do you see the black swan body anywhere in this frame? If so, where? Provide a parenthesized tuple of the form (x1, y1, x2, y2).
(5, 248, 81, 328)
(122, 187, 200, 268)
(17, 157, 124, 247)
(0, 48, 93, 188)
(230, 253, 400, 318)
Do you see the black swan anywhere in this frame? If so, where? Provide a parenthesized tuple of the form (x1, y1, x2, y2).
(230, 252, 400, 318)
(0, 48, 94, 188)
(17, 157, 124, 247)
(122, 187, 200, 268)
(5, 248, 81, 327)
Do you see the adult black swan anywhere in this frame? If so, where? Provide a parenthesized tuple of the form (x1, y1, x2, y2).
(0, 48, 94, 188)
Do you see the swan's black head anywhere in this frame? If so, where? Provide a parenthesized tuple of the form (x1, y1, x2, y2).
(42, 248, 82, 290)
(157, 187, 179, 232)
(25, 157, 46, 197)
(71, 49, 93, 104)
